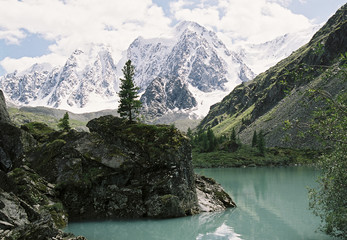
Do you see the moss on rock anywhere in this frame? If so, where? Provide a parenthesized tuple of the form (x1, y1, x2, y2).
(21, 122, 55, 143)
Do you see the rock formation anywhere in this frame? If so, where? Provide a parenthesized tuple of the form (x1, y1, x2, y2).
(0, 90, 235, 239)
(0, 90, 85, 239)
(26, 115, 235, 220)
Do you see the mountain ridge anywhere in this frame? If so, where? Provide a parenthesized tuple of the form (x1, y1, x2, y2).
(197, 3, 347, 149)
(0, 21, 319, 123)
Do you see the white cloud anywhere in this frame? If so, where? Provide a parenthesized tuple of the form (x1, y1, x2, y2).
(0, 29, 26, 45)
(268, 0, 292, 7)
(1, 54, 67, 74)
(0, 0, 172, 72)
(0, 0, 317, 73)
(171, 0, 314, 45)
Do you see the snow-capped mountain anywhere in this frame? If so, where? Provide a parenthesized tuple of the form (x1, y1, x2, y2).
(124, 21, 255, 118)
(0, 47, 119, 113)
(234, 25, 321, 74)
(0, 21, 317, 119)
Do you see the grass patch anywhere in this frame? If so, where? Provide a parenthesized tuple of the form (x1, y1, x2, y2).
(192, 145, 319, 168)
(8, 107, 87, 131)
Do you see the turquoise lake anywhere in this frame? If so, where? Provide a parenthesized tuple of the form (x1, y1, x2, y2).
(65, 167, 337, 240)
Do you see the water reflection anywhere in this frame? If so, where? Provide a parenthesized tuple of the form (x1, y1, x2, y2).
(66, 167, 335, 240)
(196, 167, 333, 240)
(196, 223, 242, 240)
(66, 208, 241, 240)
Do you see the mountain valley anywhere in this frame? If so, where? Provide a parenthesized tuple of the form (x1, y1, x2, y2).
(0, 21, 318, 125)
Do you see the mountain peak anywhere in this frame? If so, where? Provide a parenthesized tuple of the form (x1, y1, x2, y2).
(174, 21, 208, 36)
(72, 49, 84, 55)
(18, 62, 53, 76)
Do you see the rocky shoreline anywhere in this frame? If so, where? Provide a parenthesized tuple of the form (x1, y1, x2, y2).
(0, 90, 235, 239)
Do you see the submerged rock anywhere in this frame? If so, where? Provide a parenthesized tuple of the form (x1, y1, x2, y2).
(196, 175, 236, 212)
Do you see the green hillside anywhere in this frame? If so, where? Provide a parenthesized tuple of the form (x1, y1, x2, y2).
(198, 4, 347, 149)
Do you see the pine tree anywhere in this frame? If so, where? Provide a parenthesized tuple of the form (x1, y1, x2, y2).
(58, 112, 71, 131)
(251, 130, 257, 147)
(187, 127, 193, 140)
(257, 130, 265, 155)
(207, 127, 216, 152)
(201, 133, 209, 152)
(230, 127, 236, 142)
(118, 60, 142, 122)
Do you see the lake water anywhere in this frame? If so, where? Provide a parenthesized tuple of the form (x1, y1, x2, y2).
(65, 167, 337, 240)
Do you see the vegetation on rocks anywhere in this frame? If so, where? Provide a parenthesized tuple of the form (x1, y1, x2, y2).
(20, 122, 55, 143)
(192, 145, 318, 168)
(194, 4, 347, 238)
(197, 4, 347, 151)
(58, 112, 71, 131)
(118, 60, 142, 122)
(1, 89, 234, 239)
(307, 73, 347, 237)
(189, 124, 319, 168)
(8, 107, 88, 131)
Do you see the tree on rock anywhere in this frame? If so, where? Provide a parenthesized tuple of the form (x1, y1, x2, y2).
(58, 112, 71, 131)
(118, 60, 142, 122)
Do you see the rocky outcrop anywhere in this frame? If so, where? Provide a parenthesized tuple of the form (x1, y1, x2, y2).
(0, 91, 85, 239)
(26, 115, 233, 220)
(0, 91, 234, 238)
(0, 90, 36, 172)
(0, 90, 10, 123)
(0, 166, 85, 239)
(196, 175, 236, 212)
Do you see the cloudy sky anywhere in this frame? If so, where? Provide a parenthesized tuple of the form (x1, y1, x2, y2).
(0, 0, 345, 75)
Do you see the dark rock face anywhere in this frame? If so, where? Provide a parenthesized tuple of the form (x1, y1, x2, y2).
(26, 115, 234, 220)
(27, 116, 199, 219)
(0, 90, 36, 172)
(0, 90, 10, 123)
(0, 166, 84, 240)
(141, 76, 197, 117)
(0, 93, 84, 239)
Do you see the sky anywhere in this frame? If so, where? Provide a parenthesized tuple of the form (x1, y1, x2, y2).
(0, 0, 345, 76)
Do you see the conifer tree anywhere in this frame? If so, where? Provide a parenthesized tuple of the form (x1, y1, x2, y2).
(118, 60, 142, 122)
(257, 130, 265, 155)
(230, 127, 236, 142)
(201, 132, 209, 152)
(187, 127, 193, 140)
(207, 127, 216, 152)
(252, 130, 257, 147)
(58, 112, 71, 131)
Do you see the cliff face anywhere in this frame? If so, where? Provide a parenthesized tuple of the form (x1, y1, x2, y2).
(0, 91, 10, 123)
(0, 90, 84, 239)
(0, 90, 36, 172)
